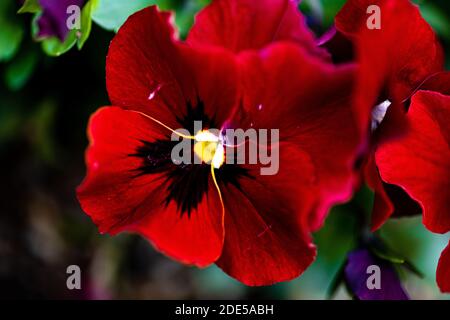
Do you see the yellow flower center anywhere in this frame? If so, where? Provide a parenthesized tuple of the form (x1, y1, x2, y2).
(194, 130, 225, 168)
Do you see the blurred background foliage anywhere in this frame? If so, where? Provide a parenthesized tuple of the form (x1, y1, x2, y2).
(0, 0, 449, 299)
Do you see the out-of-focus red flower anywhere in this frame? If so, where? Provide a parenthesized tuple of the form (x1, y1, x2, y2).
(334, 0, 449, 292)
(334, 0, 445, 229)
(375, 74, 450, 293)
(335, 0, 443, 134)
(77, 2, 359, 285)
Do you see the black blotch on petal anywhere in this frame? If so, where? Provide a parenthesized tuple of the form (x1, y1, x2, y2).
(129, 100, 250, 217)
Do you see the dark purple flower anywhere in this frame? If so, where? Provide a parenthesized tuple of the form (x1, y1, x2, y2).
(344, 249, 409, 300)
(37, 0, 86, 41)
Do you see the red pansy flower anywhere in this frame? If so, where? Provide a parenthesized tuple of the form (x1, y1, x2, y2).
(77, 2, 358, 285)
(334, 0, 448, 291)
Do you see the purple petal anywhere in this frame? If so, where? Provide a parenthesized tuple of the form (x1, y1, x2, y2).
(344, 249, 409, 300)
(37, 0, 86, 41)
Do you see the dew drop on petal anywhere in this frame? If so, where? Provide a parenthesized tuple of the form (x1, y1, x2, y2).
(257, 104, 263, 111)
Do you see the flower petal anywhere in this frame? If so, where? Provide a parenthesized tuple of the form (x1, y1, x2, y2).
(236, 43, 359, 230)
(366, 162, 421, 231)
(217, 143, 317, 286)
(187, 0, 320, 55)
(77, 107, 224, 267)
(127, 183, 225, 267)
(437, 241, 450, 293)
(419, 72, 450, 96)
(376, 91, 450, 234)
(367, 102, 419, 230)
(365, 156, 394, 231)
(106, 6, 239, 129)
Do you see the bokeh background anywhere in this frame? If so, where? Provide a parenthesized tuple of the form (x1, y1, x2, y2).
(0, 0, 449, 299)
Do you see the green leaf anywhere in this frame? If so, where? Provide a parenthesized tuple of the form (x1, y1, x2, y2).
(419, 3, 450, 40)
(402, 260, 424, 278)
(175, 0, 211, 39)
(17, 0, 41, 14)
(370, 244, 423, 278)
(303, 0, 346, 28)
(77, 0, 95, 49)
(0, 2, 24, 62)
(0, 107, 22, 145)
(0, 22, 24, 62)
(41, 29, 77, 57)
(29, 100, 57, 163)
(4, 50, 39, 91)
(327, 262, 346, 299)
(371, 247, 405, 264)
(300, 0, 323, 21)
(91, 0, 156, 32)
